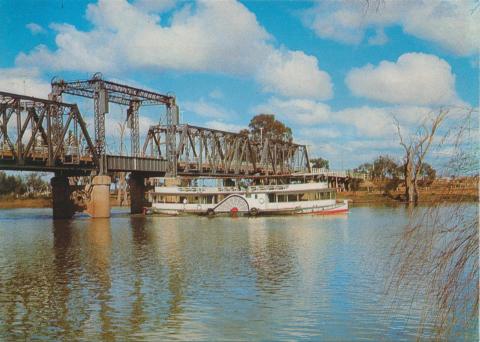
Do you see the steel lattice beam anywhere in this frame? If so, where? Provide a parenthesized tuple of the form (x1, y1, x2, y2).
(142, 124, 310, 177)
(0, 91, 96, 172)
(50, 74, 177, 166)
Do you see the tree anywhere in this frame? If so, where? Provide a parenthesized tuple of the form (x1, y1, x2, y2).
(310, 157, 329, 169)
(0, 172, 26, 195)
(389, 108, 478, 339)
(239, 128, 250, 137)
(354, 162, 373, 175)
(25, 172, 49, 196)
(248, 114, 292, 142)
(371, 155, 399, 180)
(419, 162, 436, 186)
(395, 109, 448, 203)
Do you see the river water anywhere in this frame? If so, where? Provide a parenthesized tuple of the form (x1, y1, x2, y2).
(0, 206, 477, 341)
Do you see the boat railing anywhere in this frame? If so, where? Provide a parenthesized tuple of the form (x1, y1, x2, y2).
(157, 182, 328, 194)
(172, 186, 242, 193)
(248, 185, 289, 192)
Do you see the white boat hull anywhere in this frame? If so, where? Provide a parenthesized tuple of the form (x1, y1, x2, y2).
(147, 182, 349, 217)
(149, 200, 348, 217)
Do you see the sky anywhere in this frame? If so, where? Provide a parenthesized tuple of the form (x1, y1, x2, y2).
(0, 0, 478, 169)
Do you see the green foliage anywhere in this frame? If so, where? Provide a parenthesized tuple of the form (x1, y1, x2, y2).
(0, 171, 49, 196)
(354, 156, 400, 180)
(372, 155, 400, 180)
(25, 173, 49, 195)
(354, 162, 373, 174)
(0, 172, 25, 195)
(419, 163, 436, 183)
(248, 114, 292, 142)
(310, 157, 329, 169)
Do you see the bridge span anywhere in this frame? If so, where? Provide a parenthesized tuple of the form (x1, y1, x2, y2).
(0, 75, 359, 218)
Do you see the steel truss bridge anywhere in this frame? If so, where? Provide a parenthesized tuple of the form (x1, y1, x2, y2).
(0, 75, 313, 178)
(143, 124, 309, 177)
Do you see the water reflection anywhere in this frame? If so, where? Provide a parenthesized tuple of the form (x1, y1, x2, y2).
(248, 218, 296, 294)
(0, 208, 477, 341)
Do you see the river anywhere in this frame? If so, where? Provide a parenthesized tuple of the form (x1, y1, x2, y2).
(0, 206, 477, 341)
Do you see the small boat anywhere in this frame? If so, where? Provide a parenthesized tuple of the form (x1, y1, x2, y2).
(146, 181, 348, 217)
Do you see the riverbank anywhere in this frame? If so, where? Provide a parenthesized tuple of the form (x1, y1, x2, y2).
(337, 190, 478, 204)
(0, 196, 127, 209)
(0, 196, 52, 209)
(1, 190, 477, 209)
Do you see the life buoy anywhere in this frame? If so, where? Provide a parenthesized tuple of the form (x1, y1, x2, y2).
(250, 207, 259, 216)
(230, 207, 239, 217)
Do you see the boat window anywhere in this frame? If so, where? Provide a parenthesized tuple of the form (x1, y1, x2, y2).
(277, 195, 287, 202)
(288, 194, 297, 202)
(186, 196, 197, 204)
(298, 193, 308, 201)
(254, 194, 257, 199)
(268, 193, 275, 202)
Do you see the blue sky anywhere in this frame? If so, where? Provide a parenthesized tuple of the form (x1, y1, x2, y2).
(0, 0, 478, 169)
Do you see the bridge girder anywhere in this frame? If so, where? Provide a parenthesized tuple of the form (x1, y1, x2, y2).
(0, 91, 96, 172)
(142, 124, 311, 177)
(50, 74, 177, 161)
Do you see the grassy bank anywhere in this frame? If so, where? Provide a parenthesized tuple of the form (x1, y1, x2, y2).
(0, 196, 52, 209)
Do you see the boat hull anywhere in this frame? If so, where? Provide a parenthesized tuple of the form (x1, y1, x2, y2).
(148, 202, 348, 217)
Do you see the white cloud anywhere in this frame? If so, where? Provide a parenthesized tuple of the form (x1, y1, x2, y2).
(253, 96, 437, 139)
(303, 0, 480, 56)
(0, 67, 51, 98)
(26, 23, 46, 35)
(257, 50, 333, 100)
(345, 53, 459, 105)
(16, 0, 332, 100)
(183, 98, 235, 119)
(299, 127, 341, 139)
(337, 106, 396, 137)
(203, 120, 245, 133)
(251, 98, 469, 168)
(252, 97, 331, 125)
(336, 105, 437, 137)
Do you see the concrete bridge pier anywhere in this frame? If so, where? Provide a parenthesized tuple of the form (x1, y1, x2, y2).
(129, 174, 145, 214)
(85, 175, 112, 218)
(51, 176, 76, 219)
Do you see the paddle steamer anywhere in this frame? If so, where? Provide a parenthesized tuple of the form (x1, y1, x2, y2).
(146, 180, 348, 216)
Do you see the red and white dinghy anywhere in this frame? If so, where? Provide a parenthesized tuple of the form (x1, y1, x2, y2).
(147, 182, 348, 217)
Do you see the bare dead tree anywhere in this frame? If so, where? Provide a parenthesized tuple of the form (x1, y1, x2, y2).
(388, 108, 479, 340)
(394, 109, 449, 204)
